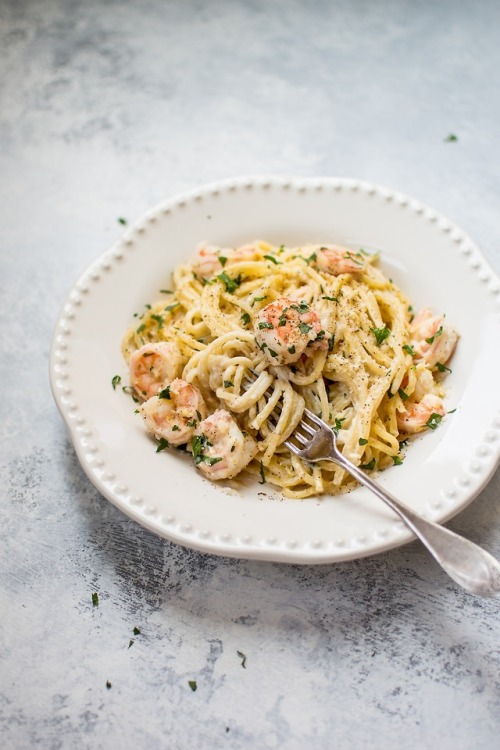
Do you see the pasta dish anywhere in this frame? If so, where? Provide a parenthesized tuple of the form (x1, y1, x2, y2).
(121, 241, 457, 498)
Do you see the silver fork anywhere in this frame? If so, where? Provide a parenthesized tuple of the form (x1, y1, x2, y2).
(258, 385, 500, 596)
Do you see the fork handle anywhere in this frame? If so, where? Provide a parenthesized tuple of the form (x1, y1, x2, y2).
(333, 454, 500, 597)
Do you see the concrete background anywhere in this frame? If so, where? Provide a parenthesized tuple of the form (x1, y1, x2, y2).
(1, 1, 499, 748)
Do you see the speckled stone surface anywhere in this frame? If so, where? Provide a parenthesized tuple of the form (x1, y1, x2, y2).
(1, 1, 500, 748)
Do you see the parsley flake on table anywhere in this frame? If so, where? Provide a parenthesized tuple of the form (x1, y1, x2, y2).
(106, 680, 112, 689)
(188, 680, 197, 692)
(92, 592, 99, 606)
(133, 627, 141, 635)
(444, 133, 458, 142)
(392, 455, 404, 465)
(237, 650, 247, 668)
(117, 217, 127, 225)
(111, 375, 121, 390)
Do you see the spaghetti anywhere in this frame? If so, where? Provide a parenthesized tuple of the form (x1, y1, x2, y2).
(121, 240, 457, 498)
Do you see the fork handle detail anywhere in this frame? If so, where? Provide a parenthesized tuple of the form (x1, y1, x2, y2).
(333, 454, 500, 597)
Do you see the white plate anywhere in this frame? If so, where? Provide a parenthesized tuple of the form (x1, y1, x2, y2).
(50, 177, 500, 563)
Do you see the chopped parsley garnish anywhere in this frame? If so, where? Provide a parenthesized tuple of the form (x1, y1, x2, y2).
(298, 322, 312, 334)
(186, 419, 197, 427)
(171, 425, 179, 431)
(111, 375, 121, 390)
(92, 592, 99, 606)
(191, 434, 222, 466)
(133, 627, 141, 635)
(371, 326, 391, 345)
(237, 650, 247, 668)
(136, 323, 146, 334)
(188, 680, 197, 692)
(328, 334, 335, 352)
(128, 639, 134, 649)
(160, 289, 173, 294)
(360, 458, 376, 470)
(118, 217, 127, 225)
(165, 302, 179, 312)
(241, 312, 251, 325)
(344, 250, 364, 266)
(252, 295, 267, 304)
(436, 362, 452, 373)
(315, 330, 325, 341)
(304, 252, 317, 264)
(392, 455, 404, 465)
(403, 344, 415, 356)
(217, 271, 242, 293)
(333, 417, 345, 436)
(258, 321, 273, 329)
(219, 256, 227, 266)
(359, 438, 368, 446)
(156, 438, 170, 452)
(145, 303, 152, 310)
(288, 345, 296, 354)
(151, 314, 164, 328)
(224, 381, 234, 388)
(278, 314, 287, 327)
(426, 413, 443, 430)
(196, 410, 202, 421)
(193, 272, 209, 286)
(159, 386, 171, 399)
(444, 133, 458, 142)
(321, 295, 337, 302)
(259, 462, 266, 484)
(267, 349, 278, 358)
(291, 302, 309, 313)
(106, 680, 112, 689)
(425, 326, 443, 344)
(263, 254, 280, 265)
(398, 389, 409, 401)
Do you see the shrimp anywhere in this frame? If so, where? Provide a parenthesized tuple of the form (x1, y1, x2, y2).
(410, 308, 458, 367)
(315, 244, 366, 276)
(129, 341, 184, 401)
(140, 379, 207, 446)
(254, 297, 329, 365)
(396, 393, 446, 434)
(193, 409, 258, 480)
(192, 242, 259, 278)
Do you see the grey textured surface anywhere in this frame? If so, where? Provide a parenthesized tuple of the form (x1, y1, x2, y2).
(1, 1, 500, 748)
